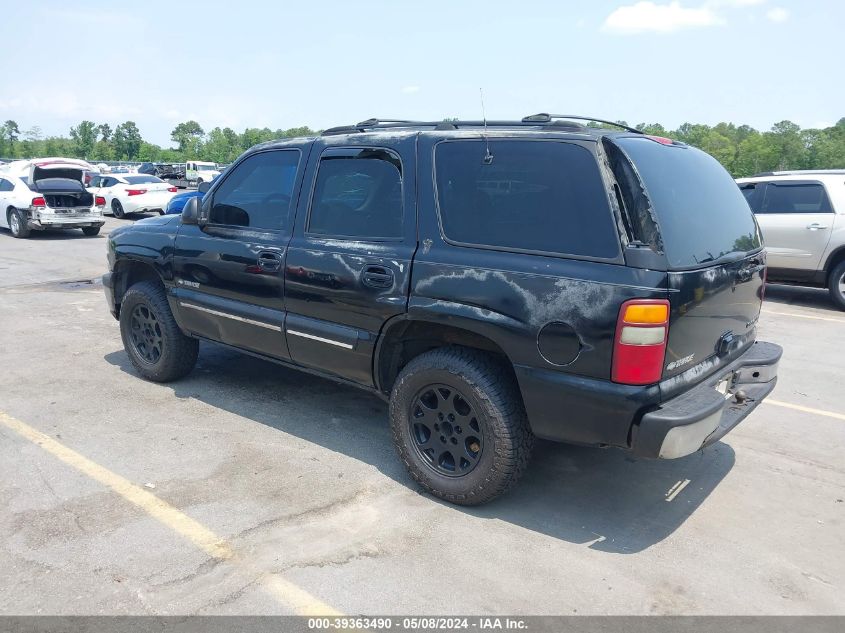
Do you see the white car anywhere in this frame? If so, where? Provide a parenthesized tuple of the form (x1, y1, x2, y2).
(737, 170, 845, 309)
(0, 158, 106, 238)
(88, 174, 178, 218)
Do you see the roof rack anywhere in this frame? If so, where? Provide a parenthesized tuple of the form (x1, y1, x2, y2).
(320, 115, 641, 136)
(521, 113, 644, 134)
(751, 169, 845, 177)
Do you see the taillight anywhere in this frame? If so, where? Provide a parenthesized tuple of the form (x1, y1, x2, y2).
(125, 189, 147, 196)
(167, 187, 178, 192)
(612, 299, 670, 385)
(31, 196, 46, 208)
(95, 196, 106, 207)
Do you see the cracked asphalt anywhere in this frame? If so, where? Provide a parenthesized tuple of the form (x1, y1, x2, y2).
(0, 217, 843, 615)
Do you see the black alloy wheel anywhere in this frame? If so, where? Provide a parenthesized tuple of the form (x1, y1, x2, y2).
(409, 383, 484, 477)
(129, 303, 163, 364)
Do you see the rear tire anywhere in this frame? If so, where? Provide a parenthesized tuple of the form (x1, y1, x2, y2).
(8, 208, 30, 238)
(119, 280, 198, 382)
(389, 347, 534, 506)
(112, 199, 125, 219)
(81, 226, 101, 237)
(828, 261, 845, 311)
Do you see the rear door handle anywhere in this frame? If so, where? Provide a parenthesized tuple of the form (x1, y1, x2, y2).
(361, 265, 394, 289)
(806, 223, 828, 230)
(257, 250, 282, 271)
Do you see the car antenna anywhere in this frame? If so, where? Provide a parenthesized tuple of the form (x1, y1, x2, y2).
(480, 88, 494, 165)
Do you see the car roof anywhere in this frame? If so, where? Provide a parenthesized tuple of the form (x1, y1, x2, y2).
(737, 170, 845, 184)
(250, 114, 648, 152)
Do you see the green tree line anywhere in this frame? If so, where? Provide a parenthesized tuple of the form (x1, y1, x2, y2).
(1, 117, 844, 176)
(0, 119, 317, 166)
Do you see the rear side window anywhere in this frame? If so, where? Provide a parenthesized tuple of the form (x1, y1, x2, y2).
(613, 137, 762, 268)
(307, 148, 403, 239)
(124, 175, 164, 185)
(210, 150, 300, 230)
(760, 182, 833, 214)
(434, 140, 619, 259)
(0, 178, 12, 192)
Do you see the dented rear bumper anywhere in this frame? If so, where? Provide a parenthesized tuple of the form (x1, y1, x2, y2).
(632, 341, 782, 458)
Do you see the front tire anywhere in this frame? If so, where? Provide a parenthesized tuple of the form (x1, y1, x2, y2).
(389, 347, 533, 506)
(8, 208, 30, 238)
(828, 261, 845, 311)
(112, 199, 125, 219)
(119, 280, 198, 382)
(81, 226, 101, 237)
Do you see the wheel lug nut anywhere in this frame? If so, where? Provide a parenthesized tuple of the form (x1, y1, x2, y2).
(440, 436, 446, 443)
(438, 413, 444, 421)
(451, 437, 457, 445)
(455, 426, 462, 434)
(448, 414, 454, 421)
(434, 424, 439, 431)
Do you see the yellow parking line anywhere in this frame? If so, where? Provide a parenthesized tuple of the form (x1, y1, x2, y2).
(762, 309, 845, 324)
(0, 411, 342, 616)
(763, 399, 845, 421)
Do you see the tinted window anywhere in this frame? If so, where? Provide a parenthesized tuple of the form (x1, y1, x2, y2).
(435, 140, 619, 258)
(613, 137, 762, 268)
(739, 183, 763, 213)
(308, 149, 403, 239)
(761, 182, 833, 214)
(210, 150, 300, 229)
(0, 178, 12, 192)
(124, 175, 164, 184)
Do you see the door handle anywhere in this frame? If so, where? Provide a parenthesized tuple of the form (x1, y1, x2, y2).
(361, 265, 394, 289)
(257, 251, 281, 271)
(806, 223, 828, 230)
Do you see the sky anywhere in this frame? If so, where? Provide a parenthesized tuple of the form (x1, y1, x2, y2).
(0, 0, 841, 147)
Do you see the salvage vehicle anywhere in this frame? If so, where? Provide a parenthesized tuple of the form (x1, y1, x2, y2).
(737, 170, 845, 310)
(0, 158, 106, 238)
(88, 174, 179, 218)
(103, 115, 782, 505)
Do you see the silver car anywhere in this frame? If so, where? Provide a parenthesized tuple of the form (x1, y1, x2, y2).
(737, 170, 845, 310)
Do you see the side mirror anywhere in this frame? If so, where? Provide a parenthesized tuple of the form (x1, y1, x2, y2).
(197, 180, 211, 194)
(181, 196, 200, 225)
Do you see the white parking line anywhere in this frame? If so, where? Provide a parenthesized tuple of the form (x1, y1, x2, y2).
(0, 411, 343, 615)
(763, 399, 845, 422)
(762, 309, 845, 324)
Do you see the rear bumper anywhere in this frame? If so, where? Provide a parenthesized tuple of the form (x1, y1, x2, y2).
(28, 214, 104, 229)
(632, 341, 782, 458)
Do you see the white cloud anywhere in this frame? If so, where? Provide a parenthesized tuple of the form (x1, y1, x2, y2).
(766, 7, 789, 22)
(602, 2, 723, 34)
(708, 0, 766, 7)
(401, 86, 421, 94)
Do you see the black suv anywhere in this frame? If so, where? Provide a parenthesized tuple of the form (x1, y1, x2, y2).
(103, 114, 782, 505)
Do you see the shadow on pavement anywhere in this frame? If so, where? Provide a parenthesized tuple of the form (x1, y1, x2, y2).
(104, 344, 735, 554)
(764, 283, 840, 312)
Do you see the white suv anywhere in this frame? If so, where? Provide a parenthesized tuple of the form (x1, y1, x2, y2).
(737, 170, 845, 310)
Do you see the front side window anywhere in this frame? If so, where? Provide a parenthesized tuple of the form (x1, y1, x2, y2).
(761, 182, 833, 214)
(307, 148, 403, 239)
(209, 150, 300, 229)
(434, 140, 619, 259)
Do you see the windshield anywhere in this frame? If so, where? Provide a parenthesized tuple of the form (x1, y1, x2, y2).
(124, 175, 164, 184)
(613, 136, 762, 268)
(196, 164, 217, 171)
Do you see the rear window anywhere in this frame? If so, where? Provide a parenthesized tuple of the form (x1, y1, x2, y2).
(614, 137, 762, 268)
(434, 140, 619, 259)
(124, 175, 163, 184)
